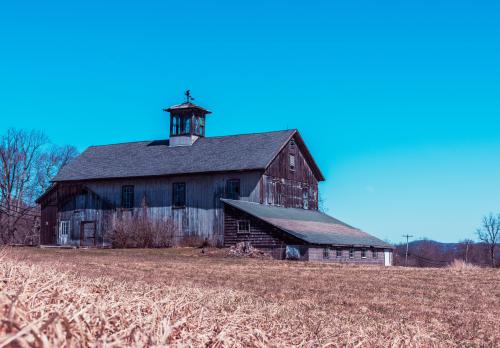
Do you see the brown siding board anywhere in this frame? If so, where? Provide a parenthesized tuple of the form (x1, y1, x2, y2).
(223, 204, 304, 253)
(263, 136, 319, 210)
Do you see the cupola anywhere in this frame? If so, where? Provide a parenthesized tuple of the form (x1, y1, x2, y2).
(164, 90, 211, 146)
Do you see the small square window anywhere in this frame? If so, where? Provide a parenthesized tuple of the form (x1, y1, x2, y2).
(336, 248, 342, 258)
(349, 248, 355, 258)
(361, 249, 367, 258)
(289, 154, 295, 171)
(237, 220, 250, 234)
(372, 249, 378, 258)
(323, 248, 330, 259)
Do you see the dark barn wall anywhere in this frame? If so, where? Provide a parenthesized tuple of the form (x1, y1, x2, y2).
(261, 136, 319, 210)
(40, 194, 57, 245)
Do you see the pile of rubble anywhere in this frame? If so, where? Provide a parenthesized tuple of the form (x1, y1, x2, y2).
(228, 242, 271, 259)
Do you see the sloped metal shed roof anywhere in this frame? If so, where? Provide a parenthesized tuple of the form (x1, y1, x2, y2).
(222, 199, 393, 248)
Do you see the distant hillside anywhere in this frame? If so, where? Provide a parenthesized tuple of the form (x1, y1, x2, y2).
(393, 239, 499, 267)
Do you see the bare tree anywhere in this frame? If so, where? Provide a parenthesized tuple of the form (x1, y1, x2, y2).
(476, 213, 500, 268)
(0, 129, 78, 244)
(35, 144, 78, 195)
(0, 129, 48, 243)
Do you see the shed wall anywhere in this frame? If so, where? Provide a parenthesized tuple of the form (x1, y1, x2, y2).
(223, 204, 305, 258)
(308, 247, 390, 265)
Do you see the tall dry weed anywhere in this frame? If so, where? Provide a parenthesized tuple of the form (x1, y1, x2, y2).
(0, 248, 499, 347)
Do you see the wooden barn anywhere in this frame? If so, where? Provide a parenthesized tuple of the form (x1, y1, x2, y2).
(37, 94, 393, 265)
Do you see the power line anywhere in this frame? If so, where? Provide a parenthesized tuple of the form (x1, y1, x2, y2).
(0, 203, 40, 219)
(0, 209, 40, 219)
(0, 208, 40, 222)
(0, 202, 40, 218)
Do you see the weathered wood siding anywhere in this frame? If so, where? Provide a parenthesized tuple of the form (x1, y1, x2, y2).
(40, 202, 57, 245)
(223, 204, 305, 259)
(58, 188, 113, 247)
(261, 136, 319, 209)
(44, 171, 262, 246)
(308, 247, 388, 265)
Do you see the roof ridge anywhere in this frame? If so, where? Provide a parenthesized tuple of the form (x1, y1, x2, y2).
(202, 129, 296, 140)
(88, 140, 155, 148)
(86, 129, 295, 148)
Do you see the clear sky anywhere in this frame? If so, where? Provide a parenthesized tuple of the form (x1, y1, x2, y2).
(1, 0, 499, 243)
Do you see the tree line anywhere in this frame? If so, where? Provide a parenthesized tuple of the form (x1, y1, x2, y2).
(394, 214, 500, 268)
(0, 128, 77, 244)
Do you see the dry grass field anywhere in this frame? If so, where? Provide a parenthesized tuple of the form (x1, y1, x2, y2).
(1, 247, 499, 347)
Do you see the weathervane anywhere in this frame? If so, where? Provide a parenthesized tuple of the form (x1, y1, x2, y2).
(185, 90, 195, 103)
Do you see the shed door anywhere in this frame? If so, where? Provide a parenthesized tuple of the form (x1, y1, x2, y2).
(58, 221, 70, 245)
(80, 221, 96, 247)
(384, 250, 391, 266)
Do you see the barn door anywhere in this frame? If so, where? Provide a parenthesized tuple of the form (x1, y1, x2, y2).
(80, 221, 96, 247)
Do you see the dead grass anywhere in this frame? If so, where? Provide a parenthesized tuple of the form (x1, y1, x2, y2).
(448, 259, 481, 271)
(1, 247, 499, 347)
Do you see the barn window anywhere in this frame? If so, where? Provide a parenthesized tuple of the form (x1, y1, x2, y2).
(172, 115, 181, 135)
(75, 194, 86, 210)
(121, 186, 134, 209)
(59, 220, 70, 235)
(361, 249, 367, 258)
(336, 248, 342, 258)
(373, 249, 378, 258)
(226, 179, 240, 200)
(193, 116, 201, 135)
(289, 154, 295, 171)
(323, 248, 330, 259)
(290, 140, 295, 148)
(199, 116, 205, 135)
(172, 183, 186, 208)
(349, 248, 354, 258)
(302, 188, 309, 209)
(237, 220, 250, 234)
(181, 115, 191, 134)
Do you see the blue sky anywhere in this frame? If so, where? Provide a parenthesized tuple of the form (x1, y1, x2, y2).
(1, 0, 499, 243)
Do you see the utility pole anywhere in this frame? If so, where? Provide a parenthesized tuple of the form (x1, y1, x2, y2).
(465, 240, 470, 264)
(403, 234, 413, 266)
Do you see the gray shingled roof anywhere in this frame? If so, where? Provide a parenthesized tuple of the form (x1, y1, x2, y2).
(222, 199, 393, 248)
(53, 130, 296, 181)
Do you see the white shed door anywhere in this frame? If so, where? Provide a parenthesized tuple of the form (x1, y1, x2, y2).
(58, 221, 69, 245)
(384, 250, 391, 266)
